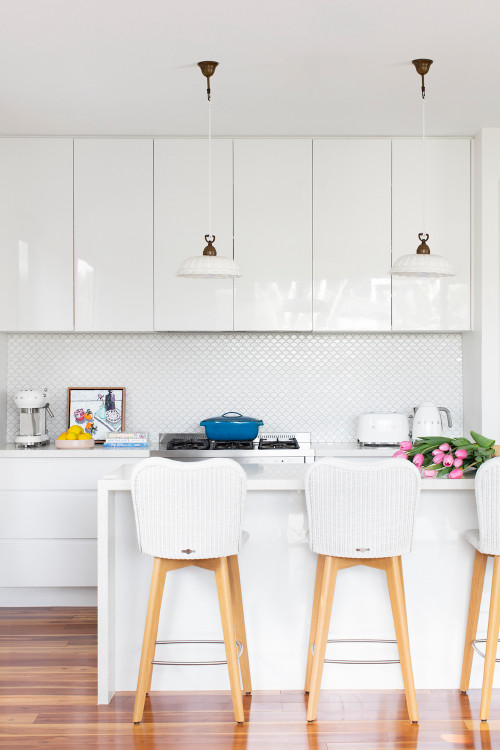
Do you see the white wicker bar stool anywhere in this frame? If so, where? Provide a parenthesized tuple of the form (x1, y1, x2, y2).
(304, 458, 421, 723)
(461, 457, 500, 721)
(130, 457, 251, 724)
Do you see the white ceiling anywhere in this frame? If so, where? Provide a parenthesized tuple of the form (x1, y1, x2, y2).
(0, 0, 498, 136)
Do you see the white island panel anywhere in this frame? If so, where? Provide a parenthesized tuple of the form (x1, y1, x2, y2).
(98, 464, 482, 702)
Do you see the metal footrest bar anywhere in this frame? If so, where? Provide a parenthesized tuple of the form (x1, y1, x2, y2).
(312, 638, 400, 665)
(152, 639, 243, 666)
(472, 639, 500, 662)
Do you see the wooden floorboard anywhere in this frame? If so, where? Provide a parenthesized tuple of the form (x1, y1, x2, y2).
(1, 607, 500, 748)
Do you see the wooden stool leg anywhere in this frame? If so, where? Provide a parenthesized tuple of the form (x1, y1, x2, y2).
(386, 556, 418, 723)
(461, 549, 488, 693)
(133, 557, 168, 723)
(305, 554, 325, 693)
(215, 557, 245, 723)
(227, 555, 252, 694)
(306, 556, 338, 722)
(480, 555, 500, 721)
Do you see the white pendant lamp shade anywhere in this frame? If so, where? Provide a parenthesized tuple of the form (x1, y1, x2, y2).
(390, 58, 456, 279)
(177, 253, 241, 279)
(391, 251, 455, 277)
(177, 60, 241, 280)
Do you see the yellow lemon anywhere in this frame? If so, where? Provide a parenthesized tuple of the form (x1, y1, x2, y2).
(68, 425, 84, 435)
(57, 433, 69, 440)
(78, 433, 92, 440)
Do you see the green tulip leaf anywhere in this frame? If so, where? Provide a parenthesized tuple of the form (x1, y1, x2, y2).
(471, 431, 496, 450)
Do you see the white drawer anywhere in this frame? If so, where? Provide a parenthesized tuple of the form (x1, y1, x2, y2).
(0, 491, 96, 538)
(0, 539, 97, 586)
(0, 457, 142, 490)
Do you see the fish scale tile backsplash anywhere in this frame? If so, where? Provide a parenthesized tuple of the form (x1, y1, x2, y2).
(6, 332, 463, 443)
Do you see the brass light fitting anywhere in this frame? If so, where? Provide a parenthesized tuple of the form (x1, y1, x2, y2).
(198, 60, 218, 101)
(203, 235, 217, 256)
(412, 58, 433, 99)
(416, 233, 430, 255)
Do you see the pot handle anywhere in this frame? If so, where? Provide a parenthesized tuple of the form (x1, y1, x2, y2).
(222, 412, 243, 417)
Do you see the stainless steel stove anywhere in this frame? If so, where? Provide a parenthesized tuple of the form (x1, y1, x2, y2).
(151, 432, 314, 463)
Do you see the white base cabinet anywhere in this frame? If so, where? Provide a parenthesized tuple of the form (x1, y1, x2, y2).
(0, 456, 143, 605)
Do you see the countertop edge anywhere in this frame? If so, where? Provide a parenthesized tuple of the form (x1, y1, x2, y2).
(0, 444, 151, 457)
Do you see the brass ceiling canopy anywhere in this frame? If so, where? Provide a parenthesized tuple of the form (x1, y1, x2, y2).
(412, 58, 433, 99)
(198, 60, 219, 101)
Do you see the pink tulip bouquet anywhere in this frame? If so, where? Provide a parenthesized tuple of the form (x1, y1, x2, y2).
(393, 431, 496, 479)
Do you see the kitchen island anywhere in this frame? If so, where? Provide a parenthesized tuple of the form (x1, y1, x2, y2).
(97, 462, 493, 703)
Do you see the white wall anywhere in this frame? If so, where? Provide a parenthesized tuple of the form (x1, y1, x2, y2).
(463, 130, 500, 440)
(0, 334, 7, 441)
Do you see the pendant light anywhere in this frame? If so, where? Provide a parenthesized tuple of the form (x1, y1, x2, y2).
(177, 61, 241, 279)
(390, 59, 455, 277)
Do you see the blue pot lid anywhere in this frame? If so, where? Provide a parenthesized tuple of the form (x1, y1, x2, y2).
(200, 412, 264, 425)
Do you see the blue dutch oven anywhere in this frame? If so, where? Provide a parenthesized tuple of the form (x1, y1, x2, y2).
(200, 412, 264, 441)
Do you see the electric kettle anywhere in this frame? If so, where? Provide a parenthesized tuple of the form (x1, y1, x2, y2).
(412, 403, 452, 439)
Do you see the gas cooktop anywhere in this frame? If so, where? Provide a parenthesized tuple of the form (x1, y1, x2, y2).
(258, 436, 299, 450)
(154, 432, 312, 458)
(165, 435, 300, 451)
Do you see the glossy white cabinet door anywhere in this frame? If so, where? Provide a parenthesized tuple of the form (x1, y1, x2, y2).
(313, 139, 391, 331)
(74, 139, 153, 331)
(154, 139, 233, 330)
(0, 138, 73, 331)
(392, 138, 471, 330)
(234, 140, 312, 331)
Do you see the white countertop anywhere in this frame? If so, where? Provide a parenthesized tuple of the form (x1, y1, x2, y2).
(313, 442, 397, 457)
(0, 441, 401, 458)
(99, 462, 475, 491)
(0, 443, 150, 458)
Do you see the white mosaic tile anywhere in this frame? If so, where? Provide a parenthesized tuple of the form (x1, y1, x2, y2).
(6, 332, 463, 443)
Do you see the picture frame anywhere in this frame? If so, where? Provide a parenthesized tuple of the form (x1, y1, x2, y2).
(67, 387, 126, 444)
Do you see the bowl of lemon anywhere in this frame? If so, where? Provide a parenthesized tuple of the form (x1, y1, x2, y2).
(55, 425, 95, 449)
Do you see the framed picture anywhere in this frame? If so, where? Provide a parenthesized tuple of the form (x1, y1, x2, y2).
(67, 388, 126, 443)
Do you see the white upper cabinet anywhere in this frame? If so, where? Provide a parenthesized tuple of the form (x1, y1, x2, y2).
(234, 139, 312, 331)
(154, 139, 233, 331)
(313, 139, 392, 331)
(74, 139, 153, 331)
(0, 138, 73, 331)
(392, 138, 471, 331)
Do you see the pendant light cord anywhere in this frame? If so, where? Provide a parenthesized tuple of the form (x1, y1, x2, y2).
(421, 95, 426, 235)
(208, 96, 212, 241)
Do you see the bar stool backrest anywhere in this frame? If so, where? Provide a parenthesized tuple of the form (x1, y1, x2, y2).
(130, 457, 247, 560)
(474, 457, 500, 555)
(305, 458, 421, 558)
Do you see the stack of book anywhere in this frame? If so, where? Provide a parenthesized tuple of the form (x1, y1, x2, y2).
(103, 432, 149, 448)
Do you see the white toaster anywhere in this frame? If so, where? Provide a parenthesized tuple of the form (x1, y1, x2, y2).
(357, 413, 410, 446)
